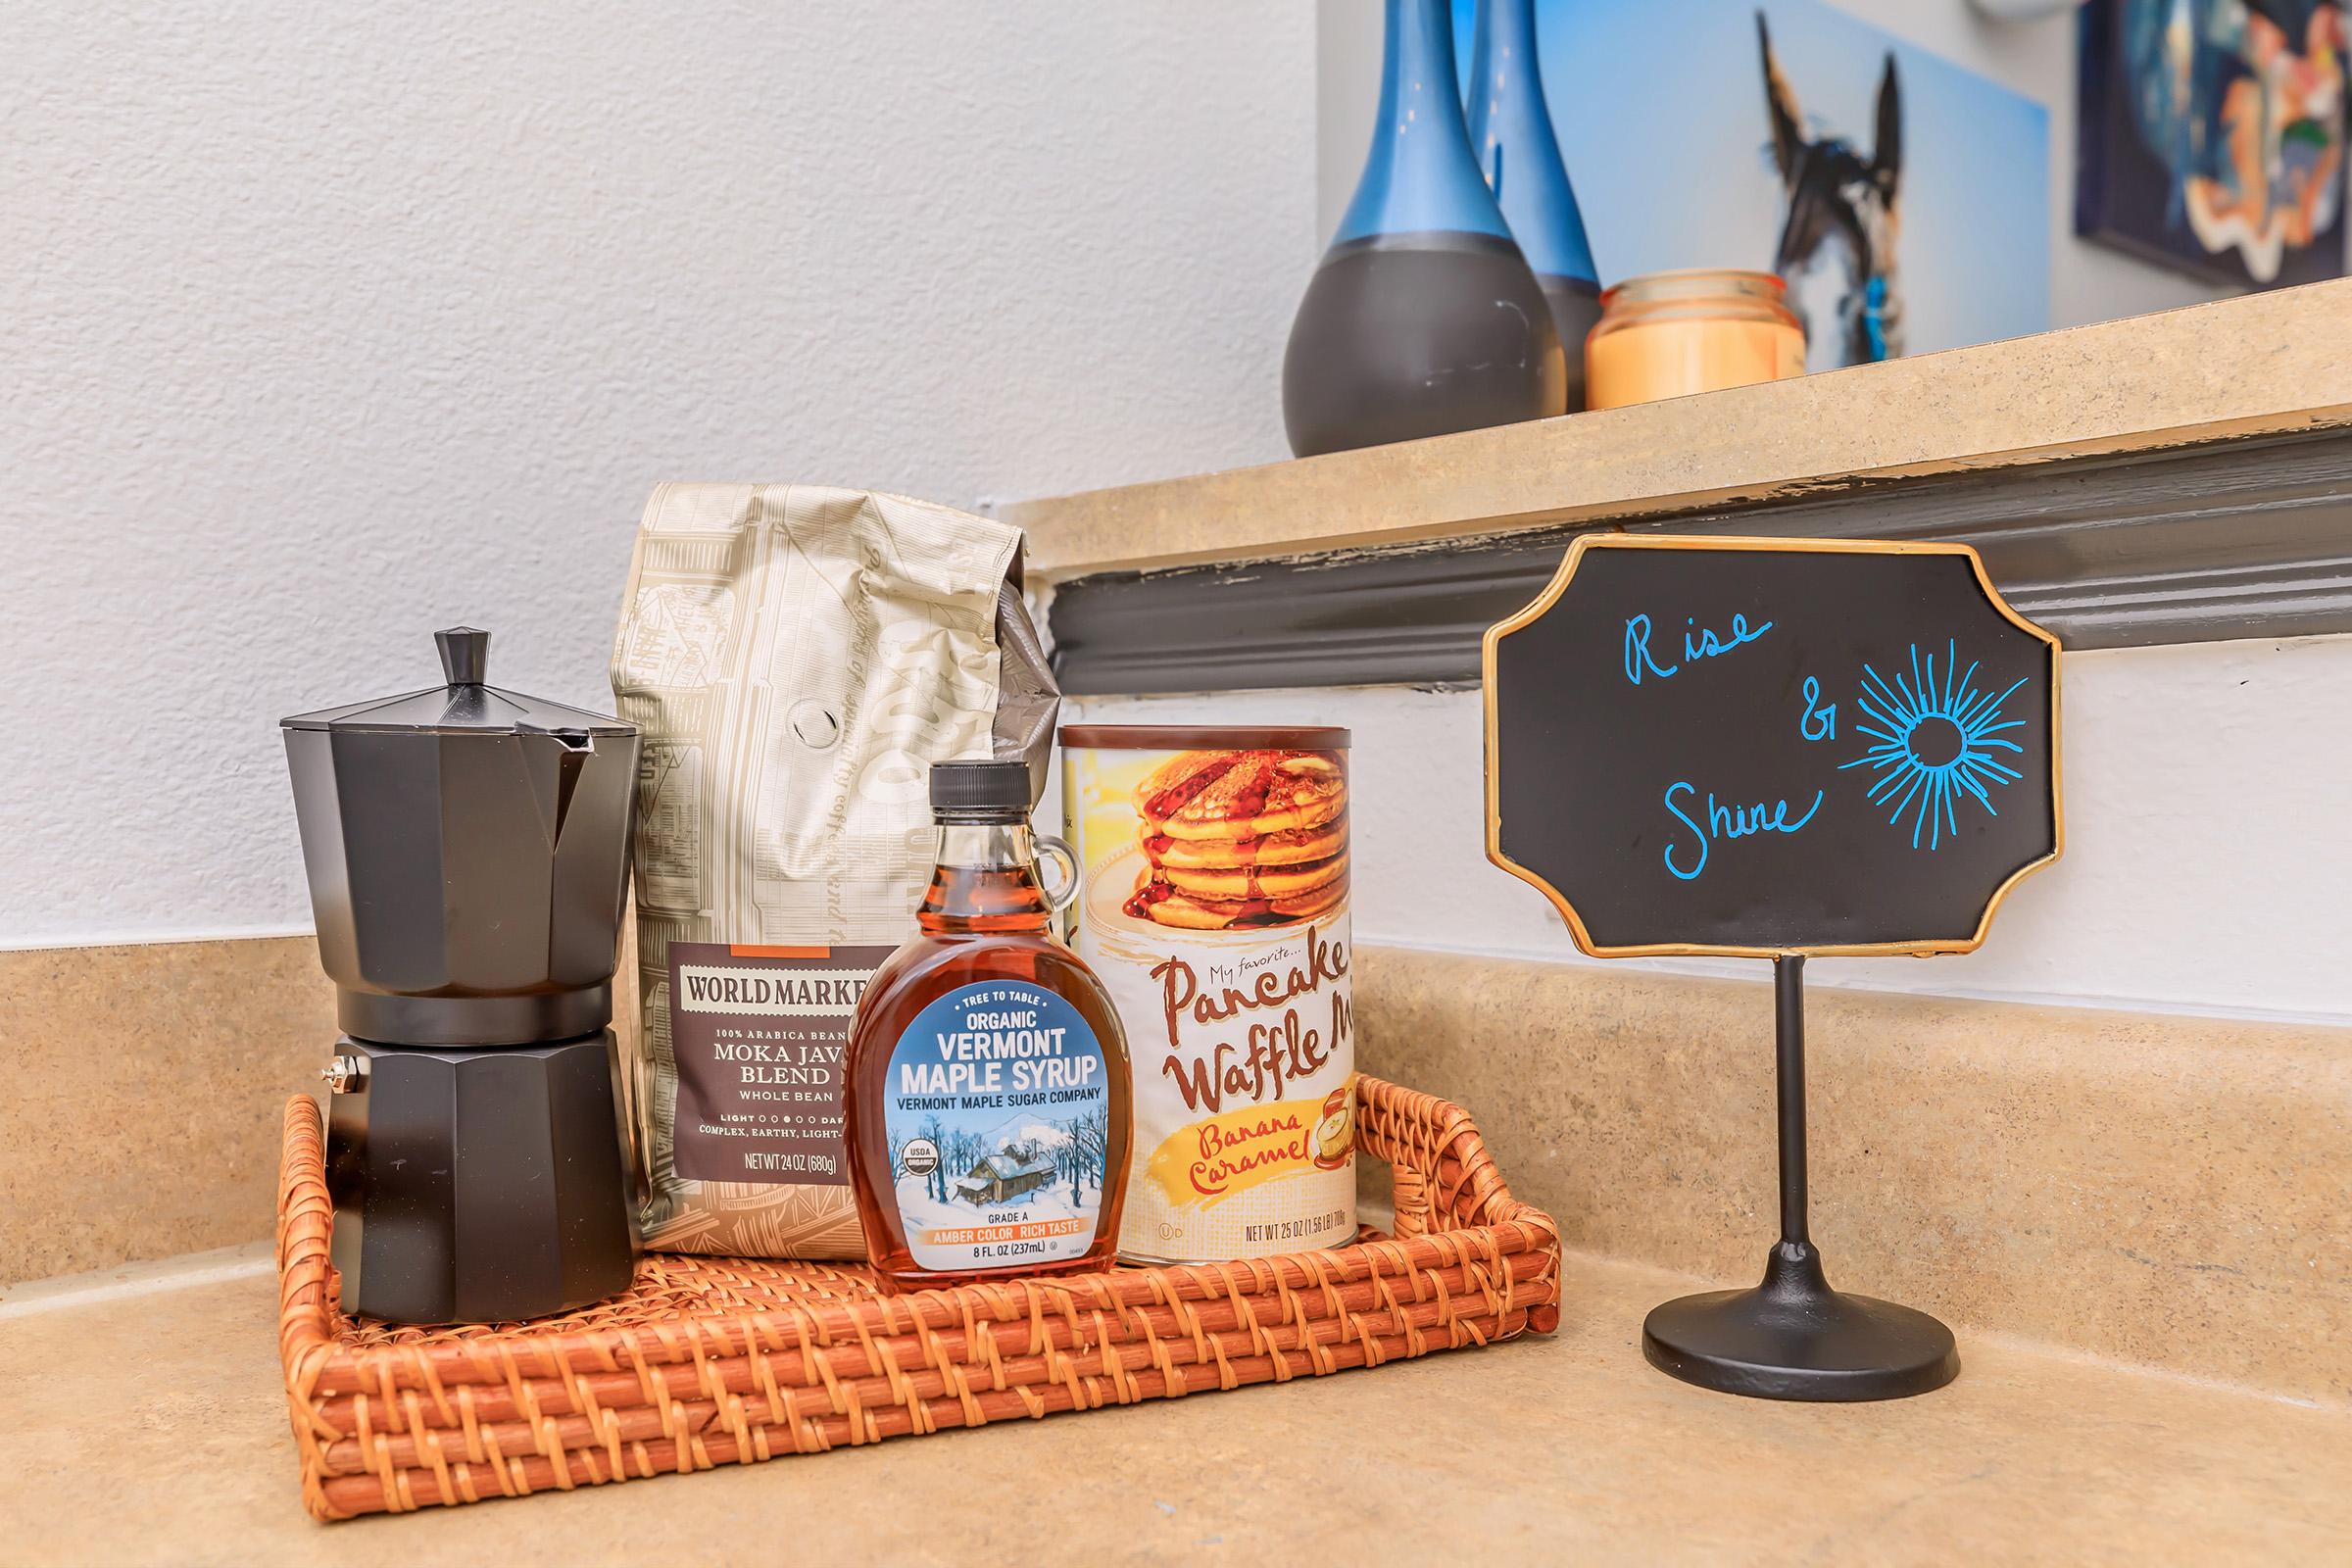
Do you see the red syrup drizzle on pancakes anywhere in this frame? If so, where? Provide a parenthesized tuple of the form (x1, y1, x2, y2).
(1141, 754, 1239, 820)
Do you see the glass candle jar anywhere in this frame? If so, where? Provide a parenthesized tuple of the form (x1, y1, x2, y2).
(1585, 270, 1805, 411)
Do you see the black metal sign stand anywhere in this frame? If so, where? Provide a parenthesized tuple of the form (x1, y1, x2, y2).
(1641, 956, 1959, 1400)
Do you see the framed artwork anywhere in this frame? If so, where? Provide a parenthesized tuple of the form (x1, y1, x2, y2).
(2077, 0, 2348, 287)
(1463, 0, 2049, 371)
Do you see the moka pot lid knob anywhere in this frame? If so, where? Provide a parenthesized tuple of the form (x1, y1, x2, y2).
(435, 625, 489, 686)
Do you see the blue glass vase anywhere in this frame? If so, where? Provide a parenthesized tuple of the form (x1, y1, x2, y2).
(1282, 0, 1564, 458)
(1464, 0, 1603, 410)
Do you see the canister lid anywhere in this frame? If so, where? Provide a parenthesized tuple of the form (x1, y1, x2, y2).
(281, 627, 634, 736)
(1058, 724, 1349, 751)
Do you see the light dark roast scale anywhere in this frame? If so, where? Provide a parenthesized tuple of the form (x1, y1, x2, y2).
(282, 628, 641, 1324)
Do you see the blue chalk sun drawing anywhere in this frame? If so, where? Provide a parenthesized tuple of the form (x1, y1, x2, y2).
(1840, 641, 2028, 851)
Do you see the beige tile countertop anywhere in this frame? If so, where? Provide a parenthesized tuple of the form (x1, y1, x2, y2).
(5, 1245, 2346, 1566)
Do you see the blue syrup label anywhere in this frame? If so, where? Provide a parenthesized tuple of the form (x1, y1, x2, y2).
(883, 980, 1110, 1272)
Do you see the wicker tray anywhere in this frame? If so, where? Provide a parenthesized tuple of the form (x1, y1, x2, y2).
(276, 1076, 1559, 1521)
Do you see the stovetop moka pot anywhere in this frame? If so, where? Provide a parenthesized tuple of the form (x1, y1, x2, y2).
(282, 627, 642, 1324)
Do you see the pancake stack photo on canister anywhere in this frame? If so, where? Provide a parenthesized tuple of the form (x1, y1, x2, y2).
(1125, 749, 1349, 929)
(1059, 726, 1356, 1266)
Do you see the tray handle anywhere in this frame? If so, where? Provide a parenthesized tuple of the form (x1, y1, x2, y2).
(1355, 1075, 1533, 1238)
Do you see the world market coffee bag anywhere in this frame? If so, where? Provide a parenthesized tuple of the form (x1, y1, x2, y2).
(611, 483, 1057, 1256)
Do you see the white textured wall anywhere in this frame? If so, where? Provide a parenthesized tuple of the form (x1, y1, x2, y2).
(2, 3, 1317, 946)
(1315, 0, 2225, 328)
(1062, 635, 2352, 1025)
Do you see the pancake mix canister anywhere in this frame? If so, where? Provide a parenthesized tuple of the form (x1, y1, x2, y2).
(1059, 726, 1354, 1262)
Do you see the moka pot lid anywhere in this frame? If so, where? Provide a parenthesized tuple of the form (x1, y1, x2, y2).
(281, 626, 633, 736)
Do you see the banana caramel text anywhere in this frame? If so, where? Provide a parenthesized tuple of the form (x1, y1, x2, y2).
(1189, 1110, 1311, 1197)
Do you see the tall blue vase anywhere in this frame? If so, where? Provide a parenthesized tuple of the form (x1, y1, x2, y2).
(1464, 0, 1603, 410)
(1282, 0, 1564, 459)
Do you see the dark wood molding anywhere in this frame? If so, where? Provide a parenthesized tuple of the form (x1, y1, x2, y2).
(1047, 426, 2352, 694)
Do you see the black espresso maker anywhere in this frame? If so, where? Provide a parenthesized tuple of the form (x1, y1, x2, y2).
(282, 627, 641, 1324)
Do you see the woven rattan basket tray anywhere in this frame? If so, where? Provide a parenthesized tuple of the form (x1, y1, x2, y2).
(276, 1076, 1560, 1521)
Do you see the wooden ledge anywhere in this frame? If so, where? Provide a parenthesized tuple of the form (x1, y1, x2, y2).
(1004, 279, 2352, 580)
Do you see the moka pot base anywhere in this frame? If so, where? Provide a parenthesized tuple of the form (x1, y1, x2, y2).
(321, 1032, 639, 1327)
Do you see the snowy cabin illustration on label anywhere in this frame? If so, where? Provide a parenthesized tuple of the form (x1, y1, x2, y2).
(956, 1152, 1057, 1204)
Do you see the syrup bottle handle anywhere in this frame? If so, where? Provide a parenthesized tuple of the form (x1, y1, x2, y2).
(1034, 834, 1081, 915)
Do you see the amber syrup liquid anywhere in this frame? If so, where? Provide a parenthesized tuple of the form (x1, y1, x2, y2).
(845, 824, 1131, 1294)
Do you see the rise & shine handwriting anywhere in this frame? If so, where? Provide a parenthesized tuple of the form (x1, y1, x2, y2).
(1619, 607, 1834, 882)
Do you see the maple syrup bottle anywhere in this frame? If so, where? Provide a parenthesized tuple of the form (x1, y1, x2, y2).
(845, 760, 1131, 1293)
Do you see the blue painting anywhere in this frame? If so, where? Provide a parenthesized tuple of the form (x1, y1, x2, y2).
(2077, 0, 2347, 288)
(1454, 0, 2050, 370)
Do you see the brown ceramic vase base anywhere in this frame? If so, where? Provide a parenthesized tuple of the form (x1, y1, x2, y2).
(1643, 1240, 1960, 1402)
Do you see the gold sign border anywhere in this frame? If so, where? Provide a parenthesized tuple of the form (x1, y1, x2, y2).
(1482, 533, 2065, 960)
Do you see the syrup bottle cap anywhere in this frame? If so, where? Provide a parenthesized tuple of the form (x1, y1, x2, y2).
(929, 760, 1033, 819)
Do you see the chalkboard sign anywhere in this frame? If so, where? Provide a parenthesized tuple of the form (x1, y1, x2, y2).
(1485, 536, 2060, 957)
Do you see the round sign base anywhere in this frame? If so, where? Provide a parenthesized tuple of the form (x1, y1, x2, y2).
(1642, 1242, 1958, 1402)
